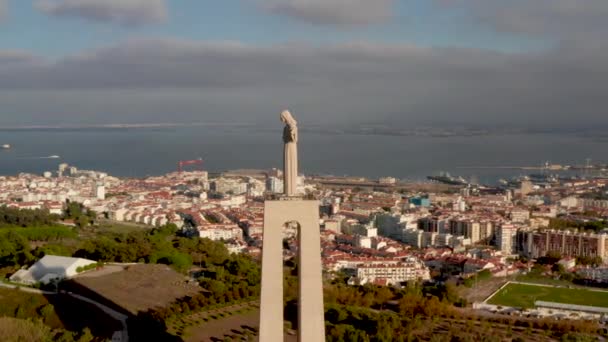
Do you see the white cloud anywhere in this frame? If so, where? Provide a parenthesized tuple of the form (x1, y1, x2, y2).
(260, 0, 395, 26)
(34, 0, 168, 26)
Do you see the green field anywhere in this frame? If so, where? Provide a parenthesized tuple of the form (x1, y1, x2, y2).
(487, 282, 608, 309)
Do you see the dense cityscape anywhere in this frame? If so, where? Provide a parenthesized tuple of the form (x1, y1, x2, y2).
(2, 158, 608, 340)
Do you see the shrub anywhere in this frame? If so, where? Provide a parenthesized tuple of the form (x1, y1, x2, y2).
(39, 304, 55, 323)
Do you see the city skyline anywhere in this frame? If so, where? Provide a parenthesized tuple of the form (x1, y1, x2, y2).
(0, 0, 607, 127)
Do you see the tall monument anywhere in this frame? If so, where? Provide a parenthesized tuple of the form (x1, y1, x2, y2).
(259, 110, 325, 342)
(281, 110, 298, 196)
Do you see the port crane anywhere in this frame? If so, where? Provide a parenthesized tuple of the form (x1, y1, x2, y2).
(177, 158, 203, 174)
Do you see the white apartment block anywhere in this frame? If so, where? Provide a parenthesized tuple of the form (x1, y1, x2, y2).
(198, 225, 243, 241)
(355, 257, 430, 285)
(510, 208, 530, 223)
(496, 224, 518, 254)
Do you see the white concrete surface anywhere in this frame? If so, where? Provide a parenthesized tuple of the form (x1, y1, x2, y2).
(260, 199, 325, 342)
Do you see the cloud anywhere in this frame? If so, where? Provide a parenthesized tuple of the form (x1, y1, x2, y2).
(437, 0, 608, 39)
(0, 0, 7, 21)
(34, 0, 167, 26)
(0, 50, 40, 65)
(259, 0, 395, 26)
(0, 38, 606, 127)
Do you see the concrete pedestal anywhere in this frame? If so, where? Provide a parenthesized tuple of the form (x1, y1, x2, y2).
(259, 199, 325, 342)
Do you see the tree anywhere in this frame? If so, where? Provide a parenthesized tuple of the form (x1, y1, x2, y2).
(0, 317, 55, 342)
(538, 251, 562, 265)
(0, 231, 33, 267)
(39, 304, 55, 323)
(76, 216, 90, 228)
(374, 286, 393, 310)
(552, 263, 565, 273)
(76, 328, 94, 342)
(14, 305, 27, 319)
(326, 307, 348, 323)
(34, 244, 73, 258)
(560, 272, 575, 282)
(0, 206, 59, 227)
(153, 252, 192, 273)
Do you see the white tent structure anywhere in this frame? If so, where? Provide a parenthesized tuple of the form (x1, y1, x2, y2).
(10, 255, 97, 285)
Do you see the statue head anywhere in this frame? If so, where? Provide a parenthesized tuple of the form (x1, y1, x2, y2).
(280, 110, 297, 127)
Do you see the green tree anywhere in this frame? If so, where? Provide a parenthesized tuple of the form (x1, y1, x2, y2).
(0, 231, 33, 267)
(76, 328, 94, 342)
(552, 263, 565, 273)
(14, 305, 27, 319)
(39, 304, 55, 323)
(374, 286, 393, 310)
(0, 317, 55, 342)
(34, 244, 73, 258)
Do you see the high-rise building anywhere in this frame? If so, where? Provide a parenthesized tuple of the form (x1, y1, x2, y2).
(453, 196, 466, 212)
(478, 221, 496, 243)
(374, 213, 403, 240)
(496, 224, 518, 254)
(522, 230, 608, 260)
(212, 178, 248, 195)
(94, 184, 105, 200)
(449, 219, 481, 243)
(265, 176, 284, 193)
(58, 163, 69, 177)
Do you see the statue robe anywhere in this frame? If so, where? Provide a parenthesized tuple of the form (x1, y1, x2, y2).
(283, 124, 298, 196)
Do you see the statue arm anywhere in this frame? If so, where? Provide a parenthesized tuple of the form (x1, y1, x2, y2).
(291, 128, 297, 142)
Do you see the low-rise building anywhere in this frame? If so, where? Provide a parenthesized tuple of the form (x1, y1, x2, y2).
(10, 255, 97, 285)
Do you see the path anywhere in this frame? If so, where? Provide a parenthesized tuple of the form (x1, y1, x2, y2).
(0, 282, 55, 295)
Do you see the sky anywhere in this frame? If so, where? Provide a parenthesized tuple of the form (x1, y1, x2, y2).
(0, 0, 607, 128)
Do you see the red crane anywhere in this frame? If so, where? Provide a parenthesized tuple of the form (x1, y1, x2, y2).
(177, 158, 203, 173)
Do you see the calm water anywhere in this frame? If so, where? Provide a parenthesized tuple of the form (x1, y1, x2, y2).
(0, 126, 605, 184)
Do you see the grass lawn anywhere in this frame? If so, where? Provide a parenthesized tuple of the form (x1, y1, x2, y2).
(487, 283, 608, 309)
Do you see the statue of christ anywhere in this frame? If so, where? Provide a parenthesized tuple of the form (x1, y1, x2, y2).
(280, 110, 298, 196)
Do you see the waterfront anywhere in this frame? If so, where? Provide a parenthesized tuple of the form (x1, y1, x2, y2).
(0, 126, 605, 183)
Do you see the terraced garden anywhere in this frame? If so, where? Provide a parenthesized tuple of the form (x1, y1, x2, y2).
(167, 301, 260, 340)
